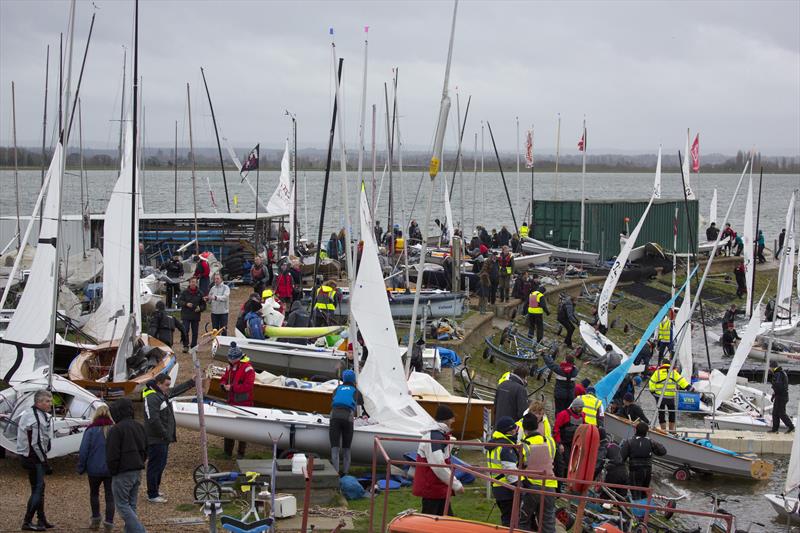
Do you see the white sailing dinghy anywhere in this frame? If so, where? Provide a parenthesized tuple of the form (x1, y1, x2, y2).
(69, 119, 177, 399)
(0, 143, 104, 458)
(579, 147, 664, 373)
(760, 192, 800, 336)
(765, 397, 800, 523)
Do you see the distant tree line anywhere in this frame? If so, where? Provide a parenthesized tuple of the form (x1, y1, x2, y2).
(0, 145, 798, 173)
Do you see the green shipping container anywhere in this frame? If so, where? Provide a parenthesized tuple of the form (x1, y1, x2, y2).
(532, 198, 699, 261)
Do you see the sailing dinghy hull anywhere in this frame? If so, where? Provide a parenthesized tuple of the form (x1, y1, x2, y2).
(579, 322, 645, 374)
(521, 238, 599, 264)
(765, 494, 800, 524)
(334, 290, 467, 319)
(172, 399, 418, 463)
(604, 413, 772, 480)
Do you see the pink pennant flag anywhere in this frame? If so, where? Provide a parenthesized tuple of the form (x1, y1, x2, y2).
(525, 129, 534, 168)
(577, 132, 585, 152)
(690, 134, 700, 172)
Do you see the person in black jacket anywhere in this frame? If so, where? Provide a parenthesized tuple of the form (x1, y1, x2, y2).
(544, 352, 579, 414)
(484, 254, 500, 306)
(620, 422, 666, 499)
(770, 361, 795, 433)
(178, 277, 206, 351)
(619, 393, 650, 425)
(633, 339, 656, 368)
(721, 323, 741, 357)
(147, 301, 187, 348)
(159, 255, 184, 308)
(493, 366, 529, 422)
(557, 295, 579, 348)
(106, 399, 147, 533)
(603, 440, 629, 498)
(141, 375, 195, 503)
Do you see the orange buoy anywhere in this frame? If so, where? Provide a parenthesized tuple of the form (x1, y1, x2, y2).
(388, 513, 507, 533)
(567, 423, 600, 493)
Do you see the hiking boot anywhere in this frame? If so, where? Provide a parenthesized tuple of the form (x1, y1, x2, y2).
(787, 427, 796, 434)
(148, 495, 168, 503)
(90, 517, 101, 530)
(21, 524, 44, 532)
(103, 522, 114, 532)
(36, 520, 54, 530)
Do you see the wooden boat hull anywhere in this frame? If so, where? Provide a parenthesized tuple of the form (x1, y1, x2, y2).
(207, 377, 492, 440)
(172, 399, 417, 463)
(68, 335, 178, 400)
(604, 413, 773, 480)
(212, 335, 346, 380)
(388, 513, 509, 533)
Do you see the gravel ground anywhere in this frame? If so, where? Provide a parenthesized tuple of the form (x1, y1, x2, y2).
(0, 286, 278, 532)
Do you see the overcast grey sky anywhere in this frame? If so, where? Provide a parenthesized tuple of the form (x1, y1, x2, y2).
(1, 0, 798, 156)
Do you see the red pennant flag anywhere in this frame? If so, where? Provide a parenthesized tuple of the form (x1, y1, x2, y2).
(525, 129, 534, 168)
(577, 132, 585, 152)
(690, 134, 700, 172)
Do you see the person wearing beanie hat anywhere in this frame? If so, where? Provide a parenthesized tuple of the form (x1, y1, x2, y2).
(518, 412, 557, 533)
(330, 370, 362, 476)
(147, 299, 188, 349)
(543, 351, 580, 414)
(219, 341, 255, 458)
(412, 404, 463, 516)
(620, 393, 649, 425)
(620, 421, 666, 499)
(578, 385, 604, 427)
(486, 415, 521, 526)
(553, 397, 586, 472)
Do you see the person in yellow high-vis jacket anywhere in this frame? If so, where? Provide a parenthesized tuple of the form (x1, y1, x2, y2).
(519, 414, 556, 533)
(579, 386, 604, 427)
(648, 359, 694, 431)
(527, 286, 550, 342)
(656, 309, 676, 364)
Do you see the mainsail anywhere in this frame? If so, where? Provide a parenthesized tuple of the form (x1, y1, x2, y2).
(715, 295, 763, 410)
(682, 131, 695, 200)
(709, 189, 718, 227)
(0, 143, 64, 382)
(776, 192, 796, 316)
(597, 147, 662, 327)
(786, 398, 800, 494)
(82, 120, 141, 341)
(443, 177, 455, 245)
(266, 141, 292, 217)
(675, 259, 693, 378)
(743, 172, 754, 315)
(351, 184, 434, 433)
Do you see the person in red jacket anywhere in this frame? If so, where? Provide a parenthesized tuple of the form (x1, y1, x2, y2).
(412, 405, 463, 516)
(274, 263, 295, 306)
(219, 343, 255, 458)
(553, 397, 586, 475)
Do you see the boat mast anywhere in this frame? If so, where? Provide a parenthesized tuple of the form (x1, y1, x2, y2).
(49, 0, 76, 388)
(200, 67, 231, 213)
(580, 117, 586, 250)
(752, 167, 764, 317)
(118, 48, 126, 166)
(487, 122, 519, 235)
(516, 116, 520, 224)
(393, 82, 412, 289)
(174, 120, 178, 213)
(384, 79, 396, 254)
(554, 113, 561, 200)
(371, 104, 377, 218)
(12, 82, 21, 251)
(39, 45, 49, 228)
(356, 26, 369, 236)
(78, 97, 86, 257)
(405, 0, 458, 377)
(130, 0, 139, 317)
(472, 131, 477, 230)
(186, 83, 199, 256)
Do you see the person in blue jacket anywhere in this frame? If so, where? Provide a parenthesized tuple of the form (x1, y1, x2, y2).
(77, 404, 115, 532)
(329, 370, 362, 476)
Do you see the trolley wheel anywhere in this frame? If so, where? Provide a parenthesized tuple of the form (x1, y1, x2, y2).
(663, 499, 677, 520)
(194, 479, 222, 502)
(193, 463, 220, 483)
(555, 508, 575, 529)
(673, 467, 691, 481)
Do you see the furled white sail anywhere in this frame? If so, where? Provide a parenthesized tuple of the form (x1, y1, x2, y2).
(598, 147, 662, 328)
(0, 143, 64, 382)
(743, 173, 754, 315)
(266, 141, 292, 217)
(715, 297, 763, 409)
(777, 193, 796, 315)
(683, 131, 695, 200)
(443, 177, 454, 245)
(676, 259, 693, 378)
(351, 184, 434, 433)
(709, 189, 718, 226)
(786, 398, 800, 494)
(82, 120, 141, 342)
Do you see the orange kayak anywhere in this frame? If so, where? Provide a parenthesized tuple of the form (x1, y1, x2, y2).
(388, 513, 519, 533)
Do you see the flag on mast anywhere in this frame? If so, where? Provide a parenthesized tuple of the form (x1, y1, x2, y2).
(691, 134, 700, 172)
(577, 130, 586, 152)
(240, 144, 259, 180)
(525, 129, 533, 168)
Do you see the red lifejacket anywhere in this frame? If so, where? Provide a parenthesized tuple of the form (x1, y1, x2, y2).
(276, 273, 294, 299)
(219, 360, 255, 406)
(411, 430, 454, 499)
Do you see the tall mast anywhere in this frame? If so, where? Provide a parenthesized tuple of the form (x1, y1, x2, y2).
(12, 82, 20, 251)
(78, 97, 86, 257)
(580, 117, 586, 250)
(356, 26, 369, 201)
(174, 120, 178, 213)
(49, 0, 76, 387)
(118, 48, 126, 166)
(370, 104, 377, 217)
(480, 121, 484, 222)
(516, 115, 520, 222)
(293, 115, 298, 249)
(554, 113, 561, 200)
(187, 83, 199, 256)
(130, 0, 139, 316)
(384, 81, 395, 249)
(472, 131, 477, 230)
(200, 67, 231, 212)
(40, 45, 49, 211)
(405, 0, 458, 376)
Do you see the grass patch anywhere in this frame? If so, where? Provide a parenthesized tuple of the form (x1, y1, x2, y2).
(174, 503, 197, 512)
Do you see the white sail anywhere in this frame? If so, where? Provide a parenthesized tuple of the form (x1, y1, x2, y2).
(787, 398, 800, 494)
(0, 144, 64, 382)
(443, 177, 454, 245)
(82, 120, 141, 342)
(777, 193, 796, 315)
(715, 297, 763, 409)
(709, 189, 718, 226)
(676, 259, 693, 378)
(266, 141, 292, 216)
(683, 131, 695, 200)
(598, 147, 661, 327)
(743, 173, 754, 316)
(351, 184, 434, 434)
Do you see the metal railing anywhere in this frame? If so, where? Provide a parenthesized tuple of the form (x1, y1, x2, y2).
(368, 435, 735, 533)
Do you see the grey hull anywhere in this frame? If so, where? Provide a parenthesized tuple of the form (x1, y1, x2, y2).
(336, 291, 467, 319)
(604, 414, 771, 480)
(213, 335, 346, 380)
(521, 238, 599, 264)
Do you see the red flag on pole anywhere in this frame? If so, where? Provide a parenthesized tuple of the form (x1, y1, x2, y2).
(577, 131, 585, 152)
(690, 134, 700, 172)
(525, 129, 534, 168)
